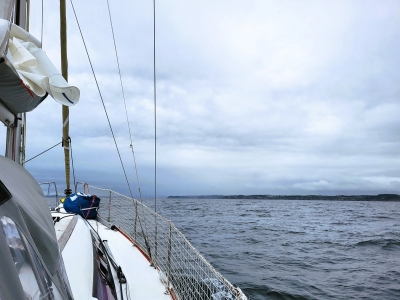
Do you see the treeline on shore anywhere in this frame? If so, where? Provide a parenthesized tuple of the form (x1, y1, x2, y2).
(167, 194, 400, 201)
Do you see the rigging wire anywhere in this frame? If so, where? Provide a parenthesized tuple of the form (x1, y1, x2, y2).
(68, 0, 134, 199)
(68, 0, 154, 264)
(25, 139, 67, 163)
(105, 0, 143, 202)
(151, 0, 159, 268)
(153, 0, 157, 213)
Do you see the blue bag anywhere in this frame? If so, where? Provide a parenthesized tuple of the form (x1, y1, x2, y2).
(64, 193, 101, 219)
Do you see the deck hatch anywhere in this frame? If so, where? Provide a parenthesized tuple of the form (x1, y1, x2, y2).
(0, 180, 11, 205)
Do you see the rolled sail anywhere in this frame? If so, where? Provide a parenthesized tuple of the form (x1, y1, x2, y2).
(0, 19, 79, 116)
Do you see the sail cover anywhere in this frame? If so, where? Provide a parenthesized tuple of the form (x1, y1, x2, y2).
(0, 58, 47, 114)
(0, 18, 79, 115)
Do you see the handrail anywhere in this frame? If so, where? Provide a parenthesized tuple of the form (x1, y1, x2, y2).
(74, 181, 89, 193)
(39, 182, 59, 206)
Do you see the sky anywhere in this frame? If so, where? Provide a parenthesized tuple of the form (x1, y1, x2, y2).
(1, 0, 400, 198)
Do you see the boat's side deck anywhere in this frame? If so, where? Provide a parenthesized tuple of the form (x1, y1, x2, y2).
(53, 211, 171, 300)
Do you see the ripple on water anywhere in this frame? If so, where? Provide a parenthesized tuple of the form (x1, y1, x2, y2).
(154, 198, 400, 300)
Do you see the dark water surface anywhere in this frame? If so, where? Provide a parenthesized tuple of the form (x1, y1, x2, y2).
(152, 199, 400, 300)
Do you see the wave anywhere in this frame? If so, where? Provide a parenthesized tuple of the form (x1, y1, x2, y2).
(373, 215, 396, 220)
(246, 209, 270, 213)
(285, 230, 306, 235)
(355, 238, 400, 248)
(243, 284, 315, 300)
(331, 222, 351, 225)
(257, 213, 271, 218)
(157, 198, 400, 300)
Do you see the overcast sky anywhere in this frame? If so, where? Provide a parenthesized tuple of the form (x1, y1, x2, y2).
(1, 0, 400, 197)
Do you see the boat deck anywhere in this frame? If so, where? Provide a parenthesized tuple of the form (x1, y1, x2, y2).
(53, 211, 171, 300)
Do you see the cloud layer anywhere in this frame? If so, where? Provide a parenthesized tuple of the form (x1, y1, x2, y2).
(1, 0, 400, 197)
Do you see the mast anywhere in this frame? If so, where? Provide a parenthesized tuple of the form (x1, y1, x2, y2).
(60, 0, 71, 196)
(22, 0, 30, 167)
(5, 0, 27, 164)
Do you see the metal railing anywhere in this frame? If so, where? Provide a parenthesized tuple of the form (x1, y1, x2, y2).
(81, 185, 247, 300)
(40, 182, 59, 207)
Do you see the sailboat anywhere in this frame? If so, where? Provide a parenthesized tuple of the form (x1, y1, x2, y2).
(0, 0, 247, 299)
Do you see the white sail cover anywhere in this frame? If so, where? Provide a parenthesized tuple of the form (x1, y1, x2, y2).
(8, 23, 79, 106)
(0, 19, 79, 107)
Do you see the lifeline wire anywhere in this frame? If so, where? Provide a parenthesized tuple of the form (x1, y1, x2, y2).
(106, 0, 143, 202)
(69, 0, 134, 199)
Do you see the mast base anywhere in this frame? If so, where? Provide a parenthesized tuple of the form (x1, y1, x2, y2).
(64, 189, 72, 196)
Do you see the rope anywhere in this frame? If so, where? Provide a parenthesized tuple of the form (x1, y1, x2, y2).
(69, 0, 134, 199)
(25, 139, 67, 163)
(105, 0, 143, 202)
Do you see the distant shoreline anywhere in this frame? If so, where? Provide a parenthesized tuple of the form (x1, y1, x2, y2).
(167, 194, 400, 201)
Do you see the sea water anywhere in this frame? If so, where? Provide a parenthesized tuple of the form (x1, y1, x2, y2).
(152, 199, 400, 300)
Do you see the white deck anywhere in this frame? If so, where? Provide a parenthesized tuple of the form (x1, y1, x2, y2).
(53, 212, 171, 300)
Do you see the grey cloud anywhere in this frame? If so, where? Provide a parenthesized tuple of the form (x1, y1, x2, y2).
(2, 0, 400, 197)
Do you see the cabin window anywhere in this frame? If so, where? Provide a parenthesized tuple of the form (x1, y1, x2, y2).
(0, 216, 64, 300)
(0, 181, 11, 205)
